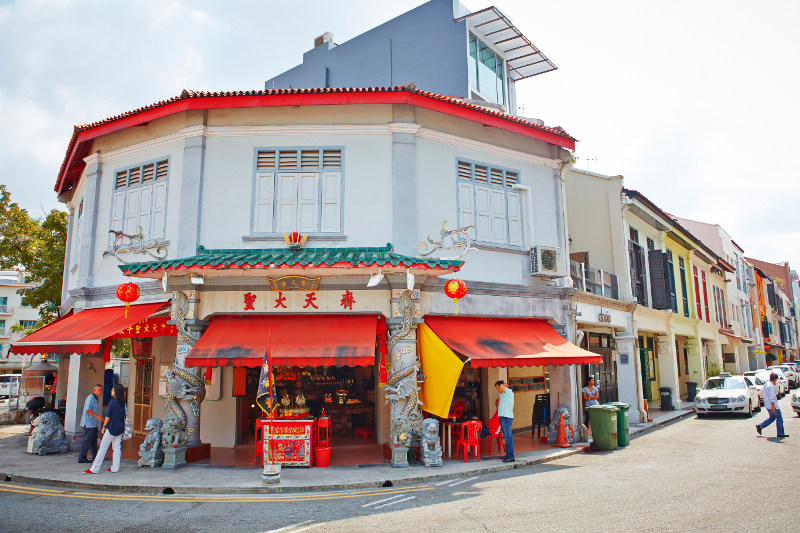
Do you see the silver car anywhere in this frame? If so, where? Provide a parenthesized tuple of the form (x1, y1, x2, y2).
(768, 365, 798, 389)
(695, 376, 761, 418)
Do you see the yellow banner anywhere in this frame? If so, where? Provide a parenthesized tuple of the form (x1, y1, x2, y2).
(418, 323, 464, 418)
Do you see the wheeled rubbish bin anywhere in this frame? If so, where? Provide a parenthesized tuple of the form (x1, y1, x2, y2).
(586, 405, 618, 451)
(659, 387, 673, 411)
(604, 402, 631, 447)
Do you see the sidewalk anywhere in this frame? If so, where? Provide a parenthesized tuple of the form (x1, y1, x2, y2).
(0, 410, 694, 494)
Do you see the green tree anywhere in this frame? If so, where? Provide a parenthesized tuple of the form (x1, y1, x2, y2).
(0, 185, 68, 324)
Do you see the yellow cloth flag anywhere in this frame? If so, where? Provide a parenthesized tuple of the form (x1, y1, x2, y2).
(418, 323, 464, 418)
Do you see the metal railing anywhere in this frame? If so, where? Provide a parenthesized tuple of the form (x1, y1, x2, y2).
(570, 260, 620, 300)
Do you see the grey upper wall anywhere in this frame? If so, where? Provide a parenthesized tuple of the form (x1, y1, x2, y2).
(265, 0, 470, 99)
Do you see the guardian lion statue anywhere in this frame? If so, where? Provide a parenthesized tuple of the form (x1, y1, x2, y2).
(138, 418, 165, 468)
(161, 414, 188, 449)
(28, 411, 68, 455)
(546, 406, 580, 444)
(420, 418, 443, 467)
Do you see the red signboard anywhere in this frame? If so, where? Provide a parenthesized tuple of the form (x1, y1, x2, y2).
(110, 316, 177, 338)
(263, 420, 314, 467)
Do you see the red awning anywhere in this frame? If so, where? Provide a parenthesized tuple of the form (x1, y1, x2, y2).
(424, 316, 602, 367)
(185, 314, 384, 368)
(10, 302, 168, 357)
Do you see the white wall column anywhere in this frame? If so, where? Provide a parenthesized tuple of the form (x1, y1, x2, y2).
(548, 364, 578, 427)
(656, 330, 680, 409)
(615, 330, 641, 423)
(64, 353, 82, 435)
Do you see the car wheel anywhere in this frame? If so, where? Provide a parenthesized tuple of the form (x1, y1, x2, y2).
(747, 401, 753, 418)
(695, 412, 704, 418)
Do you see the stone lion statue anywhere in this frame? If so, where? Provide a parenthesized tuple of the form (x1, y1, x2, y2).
(420, 418, 443, 467)
(28, 411, 68, 456)
(161, 414, 188, 449)
(139, 418, 165, 468)
(547, 406, 580, 444)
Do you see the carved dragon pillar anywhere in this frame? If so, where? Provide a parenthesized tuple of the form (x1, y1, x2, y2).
(385, 287, 422, 468)
(167, 290, 206, 449)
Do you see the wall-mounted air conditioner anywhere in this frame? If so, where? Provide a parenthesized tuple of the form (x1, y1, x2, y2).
(529, 246, 564, 277)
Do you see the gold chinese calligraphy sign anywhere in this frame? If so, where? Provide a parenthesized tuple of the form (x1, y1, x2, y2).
(268, 276, 321, 291)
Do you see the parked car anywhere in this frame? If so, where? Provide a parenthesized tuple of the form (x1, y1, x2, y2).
(0, 374, 21, 399)
(745, 370, 788, 397)
(791, 390, 800, 416)
(744, 375, 765, 406)
(768, 364, 798, 389)
(695, 375, 761, 417)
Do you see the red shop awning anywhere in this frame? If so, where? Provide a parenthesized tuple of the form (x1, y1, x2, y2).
(424, 316, 602, 368)
(185, 314, 384, 368)
(10, 302, 168, 357)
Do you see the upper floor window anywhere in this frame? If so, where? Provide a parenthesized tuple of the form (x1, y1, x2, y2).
(0, 297, 7, 313)
(646, 237, 655, 251)
(456, 159, 522, 247)
(110, 159, 169, 245)
(468, 33, 506, 106)
(0, 319, 5, 336)
(18, 320, 37, 330)
(629, 226, 639, 244)
(252, 149, 343, 234)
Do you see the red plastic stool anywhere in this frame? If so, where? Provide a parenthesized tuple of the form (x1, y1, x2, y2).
(317, 416, 332, 448)
(354, 427, 375, 439)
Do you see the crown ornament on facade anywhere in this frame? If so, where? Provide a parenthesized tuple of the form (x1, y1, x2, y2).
(418, 221, 476, 260)
(103, 227, 168, 264)
(283, 232, 308, 248)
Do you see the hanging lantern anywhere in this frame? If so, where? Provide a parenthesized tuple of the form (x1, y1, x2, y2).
(444, 278, 468, 315)
(116, 282, 140, 317)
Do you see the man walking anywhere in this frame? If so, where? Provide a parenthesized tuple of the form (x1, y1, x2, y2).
(756, 373, 788, 438)
(78, 384, 103, 463)
(495, 380, 515, 462)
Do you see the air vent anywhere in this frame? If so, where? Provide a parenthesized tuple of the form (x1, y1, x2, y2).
(505, 172, 519, 187)
(301, 150, 320, 169)
(257, 151, 276, 170)
(115, 171, 128, 189)
(141, 163, 155, 183)
(322, 150, 341, 168)
(279, 150, 298, 170)
(156, 160, 169, 179)
(457, 161, 472, 180)
(474, 165, 488, 183)
(128, 167, 141, 187)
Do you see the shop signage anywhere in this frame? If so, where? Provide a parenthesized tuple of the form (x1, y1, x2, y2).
(243, 290, 357, 311)
(110, 316, 177, 338)
(508, 376, 545, 392)
(597, 310, 612, 323)
(264, 421, 313, 467)
(619, 353, 629, 365)
(268, 276, 320, 291)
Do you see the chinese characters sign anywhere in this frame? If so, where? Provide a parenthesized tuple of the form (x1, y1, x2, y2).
(268, 276, 320, 291)
(110, 316, 177, 338)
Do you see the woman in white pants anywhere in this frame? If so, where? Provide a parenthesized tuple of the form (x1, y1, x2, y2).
(84, 384, 126, 474)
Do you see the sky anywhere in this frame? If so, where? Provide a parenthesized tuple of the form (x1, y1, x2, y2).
(0, 0, 798, 269)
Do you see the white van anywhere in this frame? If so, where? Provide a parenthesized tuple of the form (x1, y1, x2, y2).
(0, 373, 21, 398)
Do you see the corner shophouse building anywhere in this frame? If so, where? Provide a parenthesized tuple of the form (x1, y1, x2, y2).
(11, 86, 602, 461)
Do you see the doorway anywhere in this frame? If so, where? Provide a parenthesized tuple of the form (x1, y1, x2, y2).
(582, 332, 618, 403)
(132, 356, 154, 434)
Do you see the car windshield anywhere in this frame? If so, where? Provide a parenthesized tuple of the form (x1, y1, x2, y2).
(703, 377, 747, 390)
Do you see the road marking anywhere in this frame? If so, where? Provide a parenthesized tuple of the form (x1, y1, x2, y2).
(361, 494, 405, 507)
(434, 479, 455, 485)
(372, 495, 415, 509)
(259, 520, 313, 533)
(290, 525, 318, 533)
(445, 476, 479, 487)
(0, 483, 433, 503)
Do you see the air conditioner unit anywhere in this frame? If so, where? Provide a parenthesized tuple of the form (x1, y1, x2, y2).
(529, 246, 564, 277)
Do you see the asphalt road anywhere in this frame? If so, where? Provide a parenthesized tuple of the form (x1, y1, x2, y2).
(0, 396, 797, 533)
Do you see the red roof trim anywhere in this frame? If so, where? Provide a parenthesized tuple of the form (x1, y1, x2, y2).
(121, 259, 454, 276)
(56, 86, 575, 195)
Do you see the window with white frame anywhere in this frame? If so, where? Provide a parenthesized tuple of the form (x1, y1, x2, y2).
(252, 148, 343, 234)
(109, 159, 169, 245)
(468, 33, 506, 106)
(0, 319, 5, 336)
(0, 297, 6, 313)
(18, 320, 37, 330)
(456, 159, 523, 247)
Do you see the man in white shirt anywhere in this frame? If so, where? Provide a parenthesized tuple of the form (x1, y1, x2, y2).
(756, 373, 788, 438)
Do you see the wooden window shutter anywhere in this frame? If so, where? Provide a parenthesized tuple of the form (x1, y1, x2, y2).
(253, 173, 275, 233)
(297, 173, 320, 233)
(474, 185, 492, 242)
(151, 182, 167, 239)
(110, 191, 126, 247)
(457, 161, 472, 181)
(320, 171, 341, 233)
(701, 271, 710, 321)
(137, 185, 153, 236)
(648, 250, 669, 310)
(693, 266, 702, 318)
(663, 252, 677, 312)
(458, 182, 475, 231)
(275, 173, 299, 232)
(506, 189, 523, 246)
(766, 283, 777, 308)
(489, 189, 506, 243)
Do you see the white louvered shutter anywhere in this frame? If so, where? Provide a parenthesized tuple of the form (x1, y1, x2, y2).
(507, 190, 522, 246)
(151, 182, 167, 239)
(124, 189, 140, 235)
(253, 172, 275, 233)
(458, 182, 474, 230)
(489, 189, 506, 243)
(275, 173, 299, 232)
(320, 171, 341, 233)
(474, 185, 492, 242)
(297, 173, 319, 233)
(109, 191, 126, 247)
(137, 185, 153, 236)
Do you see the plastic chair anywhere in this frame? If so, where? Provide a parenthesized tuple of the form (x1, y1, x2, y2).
(447, 400, 466, 421)
(455, 420, 482, 462)
(486, 433, 505, 455)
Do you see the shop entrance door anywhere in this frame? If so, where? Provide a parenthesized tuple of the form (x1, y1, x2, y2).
(133, 356, 154, 434)
(584, 333, 618, 403)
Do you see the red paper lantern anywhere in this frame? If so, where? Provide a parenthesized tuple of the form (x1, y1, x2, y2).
(444, 278, 468, 314)
(116, 282, 140, 317)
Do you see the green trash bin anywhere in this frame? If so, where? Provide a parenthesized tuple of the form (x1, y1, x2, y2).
(586, 405, 618, 451)
(604, 402, 630, 447)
